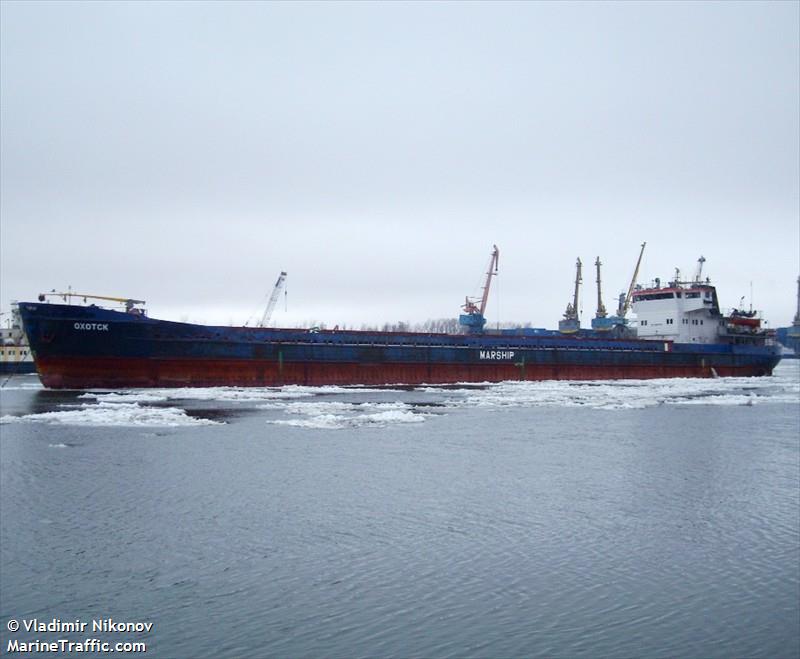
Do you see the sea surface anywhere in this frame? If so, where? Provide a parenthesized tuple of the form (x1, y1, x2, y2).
(1, 361, 798, 658)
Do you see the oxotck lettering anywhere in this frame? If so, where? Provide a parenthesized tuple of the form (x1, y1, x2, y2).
(73, 322, 109, 331)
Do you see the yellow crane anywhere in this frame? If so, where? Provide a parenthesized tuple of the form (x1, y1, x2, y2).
(617, 242, 646, 319)
(38, 290, 145, 312)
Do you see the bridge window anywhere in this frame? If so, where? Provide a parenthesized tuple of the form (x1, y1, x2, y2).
(637, 292, 675, 301)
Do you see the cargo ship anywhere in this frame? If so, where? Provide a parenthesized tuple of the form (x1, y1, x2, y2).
(17, 251, 781, 389)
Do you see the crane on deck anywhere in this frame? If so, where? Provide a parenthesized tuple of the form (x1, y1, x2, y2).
(616, 241, 647, 319)
(594, 257, 607, 319)
(590, 256, 615, 331)
(459, 245, 499, 334)
(559, 258, 583, 333)
(37, 290, 145, 313)
(258, 271, 287, 328)
(587, 242, 647, 333)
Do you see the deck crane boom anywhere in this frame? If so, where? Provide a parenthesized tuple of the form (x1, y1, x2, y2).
(38, 290, 145, 312)
(617, 242, 646, 318)
(572, 258, 583, 317)
(459, 245, 499, 334)
(559, 258, 583, 332)
(594, 257, 607, 319)
(258, 271, 287, 328)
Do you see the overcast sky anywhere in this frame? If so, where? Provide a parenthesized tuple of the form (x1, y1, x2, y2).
(1, 1, 798, 329)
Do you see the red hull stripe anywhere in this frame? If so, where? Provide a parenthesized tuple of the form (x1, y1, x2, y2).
(34, 356, 774, 389)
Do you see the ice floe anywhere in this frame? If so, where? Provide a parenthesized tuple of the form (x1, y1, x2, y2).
(1, 401, 220, 427)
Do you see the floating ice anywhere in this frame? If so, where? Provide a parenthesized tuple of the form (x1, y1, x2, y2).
(440, 372, 799, 411)
(265, 398, 429, 429)
(0, 381, 44, 391)
(270, 408, 427, 429)
(1, 401, 220, 427)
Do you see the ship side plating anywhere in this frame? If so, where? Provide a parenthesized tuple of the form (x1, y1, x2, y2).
(17, 251, 782, 389)
(19, 299, 780, 389)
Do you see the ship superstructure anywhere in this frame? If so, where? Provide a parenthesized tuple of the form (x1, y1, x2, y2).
(632, 257, 770, 346)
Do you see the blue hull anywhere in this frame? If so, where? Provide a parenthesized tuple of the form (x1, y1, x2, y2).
(18, 302, 782, 389)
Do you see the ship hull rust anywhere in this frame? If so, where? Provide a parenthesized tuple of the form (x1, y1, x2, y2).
(33, 355, 777, 389)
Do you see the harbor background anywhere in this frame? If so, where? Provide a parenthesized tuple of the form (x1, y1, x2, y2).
(1, 361, 798, 657)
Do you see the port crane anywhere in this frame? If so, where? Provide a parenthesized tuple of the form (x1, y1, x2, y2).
(258, 271, 287, 327)
(459, 245, 499, 334)
(559, 258, 582, 333)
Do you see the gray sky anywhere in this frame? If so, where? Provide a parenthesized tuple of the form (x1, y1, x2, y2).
(2, 1, 798, 329)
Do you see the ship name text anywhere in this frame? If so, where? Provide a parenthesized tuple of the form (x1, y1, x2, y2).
(74, 322, 109, 331)
(479, 350, 516, 360)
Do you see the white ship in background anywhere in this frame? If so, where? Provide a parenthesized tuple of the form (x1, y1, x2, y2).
(1, 304, 36, 374)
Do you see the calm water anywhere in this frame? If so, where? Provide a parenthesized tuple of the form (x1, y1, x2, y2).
(1, 362, 798, 658)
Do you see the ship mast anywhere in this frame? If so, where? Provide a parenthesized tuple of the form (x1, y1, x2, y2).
(694, 256, 706, 283)
(595, 257, 607, 319)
